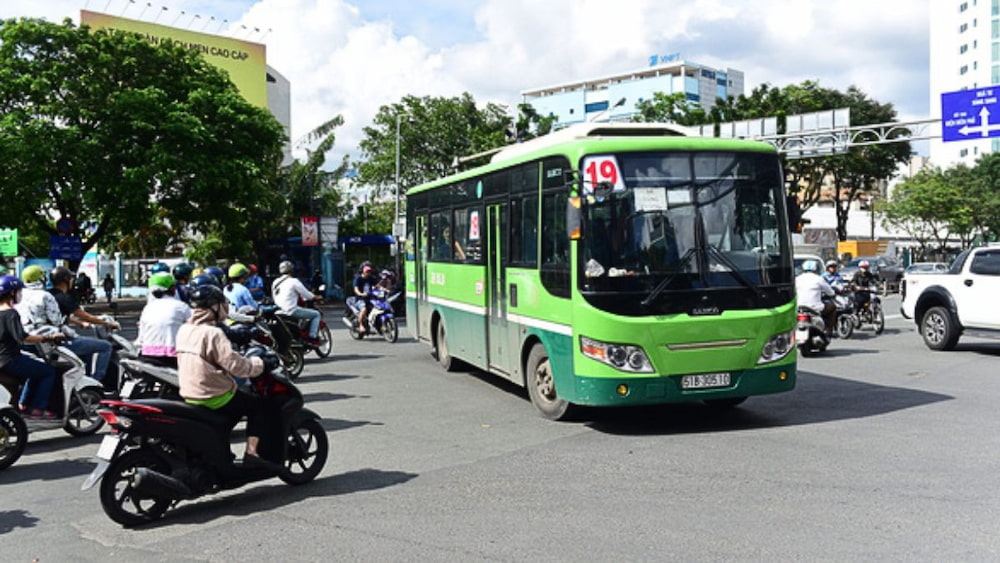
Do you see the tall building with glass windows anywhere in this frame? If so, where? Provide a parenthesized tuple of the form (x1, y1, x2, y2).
(929, 0, 1000, 167)
(521, 57, 744, 128)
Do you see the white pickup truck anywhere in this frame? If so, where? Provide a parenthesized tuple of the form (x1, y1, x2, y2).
(900, 245, 1000, 350)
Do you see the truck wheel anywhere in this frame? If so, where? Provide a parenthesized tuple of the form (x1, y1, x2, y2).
(921, 306, 960, 351)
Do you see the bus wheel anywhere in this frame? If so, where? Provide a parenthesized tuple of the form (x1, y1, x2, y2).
(526, 344, 574, 420)
(435, 320, 457, 372)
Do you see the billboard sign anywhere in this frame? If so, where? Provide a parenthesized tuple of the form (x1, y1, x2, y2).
(0, 229, 17, 256)
(80, 10, 267, 108)
(941, 86, 1000, 142)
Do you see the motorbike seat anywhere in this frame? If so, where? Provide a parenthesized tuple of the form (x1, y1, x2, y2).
(798, 305, 823, 316)
(130, 398, 232, 428)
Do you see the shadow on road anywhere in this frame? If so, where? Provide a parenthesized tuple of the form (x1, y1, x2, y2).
(584, 371, 953, 436)
(135, 468, 418, 529)
(0, 456, 96, 485)
(0, 510, 40, 535)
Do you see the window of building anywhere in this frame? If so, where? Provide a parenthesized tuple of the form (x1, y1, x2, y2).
(994, 20, 1000, 39)
(960, 148, 970, 157)
(993, 42, 1000, 61)
(960, 23, 968, 33)
(960, 1, 968, 11)
(961, 65, 969, 74)
(993, 65, 1000, 83)
(962, 44, 969, 54)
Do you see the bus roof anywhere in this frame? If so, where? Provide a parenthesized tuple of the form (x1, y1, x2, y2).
(408, 122, 777, 195)
(489, 122, 696, 164)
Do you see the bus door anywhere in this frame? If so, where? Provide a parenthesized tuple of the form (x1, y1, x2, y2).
(486, 203, 511, 375)
(416, 214, 429, 339)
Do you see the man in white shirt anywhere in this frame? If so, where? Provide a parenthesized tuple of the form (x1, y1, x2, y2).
(271, 260, 321, 345)
(796, 259, 836, 335)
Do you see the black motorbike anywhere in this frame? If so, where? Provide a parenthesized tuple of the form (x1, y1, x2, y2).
(82, 354, 328, 527)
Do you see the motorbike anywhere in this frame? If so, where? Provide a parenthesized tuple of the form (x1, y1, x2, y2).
(0, 384, 27, 470)
(796, 306, 830, 357)
(82, 352, 328, 527)
(0, 326, 106, 438)
(852, 286, 886, 334)
(343, 288, 400, 343)
(832, 293, 856, 340)
(90, 314, 139, 394)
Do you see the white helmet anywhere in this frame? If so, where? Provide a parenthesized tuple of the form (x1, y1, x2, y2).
(801, 260, 820, 273)
(278, 260, 294, 274)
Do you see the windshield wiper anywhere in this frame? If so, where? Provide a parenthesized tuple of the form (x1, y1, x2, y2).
(704, 245, 762, 295)
(641, 247, 696, 308)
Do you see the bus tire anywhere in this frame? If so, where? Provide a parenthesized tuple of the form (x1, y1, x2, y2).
(435, 320, 458, 372)
(525, 344, 574, 421)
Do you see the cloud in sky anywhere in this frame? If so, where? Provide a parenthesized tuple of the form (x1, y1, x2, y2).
(6, 0, 930, 163)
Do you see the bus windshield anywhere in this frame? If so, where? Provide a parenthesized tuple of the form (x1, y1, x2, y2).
(580, 151, 793, 312)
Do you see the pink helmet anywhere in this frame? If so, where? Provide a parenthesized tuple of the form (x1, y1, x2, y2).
(859, 260, 870, 270)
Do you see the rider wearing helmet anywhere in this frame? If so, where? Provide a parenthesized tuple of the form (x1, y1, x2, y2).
(223, 263, 258, 312)
(172, 263, 194, 305)
(821, 260, 845, 287)
(853, 260, 877, 310)
(48, 266, 118, 384)
(351, 262, 379, 334)
(0, 275, 60, 419)
(15, 265, 63, 331)
(136, 273, 192, 368)
(795, 260, 836, 336)
(245, 264, 265, 302)
(149, 262, 170, 276)
(176, 281, 281, 463)
(271, 260, 321, 346)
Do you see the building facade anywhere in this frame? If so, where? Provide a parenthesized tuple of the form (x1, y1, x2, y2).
(521, 58, 744, 127)
(929, 0, 1000, 168)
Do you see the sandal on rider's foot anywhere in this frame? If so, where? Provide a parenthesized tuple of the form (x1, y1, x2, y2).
(28, 409, 58, 420)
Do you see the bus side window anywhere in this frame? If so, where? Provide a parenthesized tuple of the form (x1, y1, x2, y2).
(430, 211, 452, 262)
(510, 196, 538, 267)
(541, 191, 570, 298)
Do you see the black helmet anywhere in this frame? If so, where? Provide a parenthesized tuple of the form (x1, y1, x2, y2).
(205, 266, 226, 286)
(50, 266, 75, 286)
(189, 273, 217, 290)
(189, 284, 226, 309)
(172, 262, 193, 281)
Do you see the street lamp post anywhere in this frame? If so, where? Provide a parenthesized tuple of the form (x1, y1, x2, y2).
(394, 113, 405, 276)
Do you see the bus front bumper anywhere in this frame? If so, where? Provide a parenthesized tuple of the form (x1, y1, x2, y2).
(569, 363, 796, 407)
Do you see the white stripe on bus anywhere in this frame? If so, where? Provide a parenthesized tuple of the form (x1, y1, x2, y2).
(424, 296, 573, 336)
(506, 313, 573, 336)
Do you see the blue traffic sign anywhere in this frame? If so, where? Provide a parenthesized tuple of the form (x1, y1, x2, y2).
(941, 86, 1000, 142)
(49, 235, 82, 261)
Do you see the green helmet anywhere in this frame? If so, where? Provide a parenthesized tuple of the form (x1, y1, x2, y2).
(0, 264, 7, 275)
(228, 263, 249, 280)
(148, 272, 176, 291)
(22, 265, 46, 284)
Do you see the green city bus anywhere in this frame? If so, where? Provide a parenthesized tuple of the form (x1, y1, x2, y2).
(404, 123, 796, 419)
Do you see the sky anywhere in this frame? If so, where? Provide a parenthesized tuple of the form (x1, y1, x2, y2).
(5, 0, 931, 164)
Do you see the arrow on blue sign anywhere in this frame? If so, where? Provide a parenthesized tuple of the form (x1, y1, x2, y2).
(941, 86, 1000, 142)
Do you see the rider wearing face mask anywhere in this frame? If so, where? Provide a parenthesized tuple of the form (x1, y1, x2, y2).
(175, 276, 281, 464)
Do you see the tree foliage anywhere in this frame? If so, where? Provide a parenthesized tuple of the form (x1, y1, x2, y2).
(357, 93, 512, 200)
(0, 18, 284, 264)
(881, 155, 1000, 256)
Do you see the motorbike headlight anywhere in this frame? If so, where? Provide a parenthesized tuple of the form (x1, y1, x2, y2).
(759, 329, 794, 364)
(580, 337, 654, 373)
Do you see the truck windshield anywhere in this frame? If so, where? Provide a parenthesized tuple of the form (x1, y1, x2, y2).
(579, 151, 793, 314)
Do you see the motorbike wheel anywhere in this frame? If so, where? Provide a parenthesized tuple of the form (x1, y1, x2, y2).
(313, 325, 333, 358)
(872, 303, 885, 335)
(836, 315, 854, 340)
(282, 348, 305, 380)
(381, 318, 399, 343)
(279, 418, 328, 485)
(348, 320, 363, 340)
(64, 388, 105, 436)
(0, 410, 28, 470)
(99, 449, 172, 527)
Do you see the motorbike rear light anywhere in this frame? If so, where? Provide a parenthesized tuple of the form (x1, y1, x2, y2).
(797, 313, 810, 322)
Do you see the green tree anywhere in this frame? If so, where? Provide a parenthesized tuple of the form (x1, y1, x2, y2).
(357, 93, 512, 202)
(634, 92, 708, 126)
(880, 167, 957, 256)
(0, 18, 284, 267)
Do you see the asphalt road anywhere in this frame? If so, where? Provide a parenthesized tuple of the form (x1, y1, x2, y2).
(2, 296, 1000, 561)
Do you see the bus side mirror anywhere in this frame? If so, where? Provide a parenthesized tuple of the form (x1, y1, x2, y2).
(567, 197, 582, 240)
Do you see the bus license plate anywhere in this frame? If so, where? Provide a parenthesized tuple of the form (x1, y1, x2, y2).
(681, 372, 731, 390)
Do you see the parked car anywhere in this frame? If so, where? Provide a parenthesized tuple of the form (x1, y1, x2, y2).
(840, 255, 905, 284)
(904, 262, 950, 275)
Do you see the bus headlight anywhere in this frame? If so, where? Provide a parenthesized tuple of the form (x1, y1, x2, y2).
(758, 329, 794, 364)
(580, 337, 654, 373)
